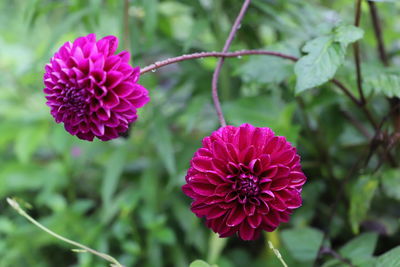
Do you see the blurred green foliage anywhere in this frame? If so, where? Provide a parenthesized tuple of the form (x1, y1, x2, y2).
(0, 0, 400, 266)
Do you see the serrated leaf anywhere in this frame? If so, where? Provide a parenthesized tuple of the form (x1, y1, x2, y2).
(376, 246, 400, 267)
(365, 74, 400, 98)
(349, 175, 378, 234)
(339, 233, 378, 264)
(333, 25, 364, 46)
(295, 25, 364, 94)
(295, 36, 344, 93)
(380, 169, 400, 200)
(281, 227, 324, 262)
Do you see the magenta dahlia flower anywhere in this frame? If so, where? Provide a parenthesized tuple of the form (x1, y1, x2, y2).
(182, 124, 306, 240)
(43, 34, 149, 141)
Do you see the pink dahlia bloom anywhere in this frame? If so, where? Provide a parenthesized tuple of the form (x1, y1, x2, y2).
(182, 124, 306, 240)
(43, 34, 149, 141)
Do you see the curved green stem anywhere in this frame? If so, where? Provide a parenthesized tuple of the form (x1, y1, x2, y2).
(7, 198, 124, 267)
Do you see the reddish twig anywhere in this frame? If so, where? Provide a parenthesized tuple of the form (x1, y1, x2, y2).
(140, 50, 297, 74)
(211, 0, 252, 127)
(353, 0, 366, 104)
(368, 1, 389, 66)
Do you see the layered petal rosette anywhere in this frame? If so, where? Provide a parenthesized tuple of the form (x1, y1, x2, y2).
(182, 124, 307, 240)
(43, 34, 149, 141)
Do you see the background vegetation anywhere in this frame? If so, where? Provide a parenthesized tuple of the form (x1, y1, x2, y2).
(0, 0, 400, 266)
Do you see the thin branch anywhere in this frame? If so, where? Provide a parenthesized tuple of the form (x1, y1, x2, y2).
(367, 1, 389, 66)
(331, 79, 362, 107)
(320, 247, 355, 267)
(340, 109, 372, 139)
(141, 50, 380, 131)
(140, 50, 297, 74)
(7, 198, 124, 267)
(211, 0, 252, 127)
(353, 0, 366, 104)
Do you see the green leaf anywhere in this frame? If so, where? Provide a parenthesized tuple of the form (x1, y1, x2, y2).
(380, 169, 400, 200)
(189, 260, 214, 267)
(376, 246, 400, 267)
(207, 232, 227, 264)
(365, 74, 400, 98)
(238, 56, 293, 84)
(281, 227, 324, 262)
(333, 25, 364, 46)
(339, 233, 378, 265)
(295, 25, 364, 94)
(151, 114, 176, 177)
(349, 175, 378, 234)
(14, 125, 47, 163)
(101, 148, 127, 208)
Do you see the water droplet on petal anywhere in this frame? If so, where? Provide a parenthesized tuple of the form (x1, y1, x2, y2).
(151, 69, 157, 73)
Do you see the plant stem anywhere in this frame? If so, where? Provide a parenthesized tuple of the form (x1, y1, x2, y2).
(367, 1, 389, 66)
(7, 198, 124, 267)
(268, 241, 288, 267)
(211, 0, 252, 127)
(368, 0, 400, 146)
(140, 50, 297, 74)
(141, 49, 380, 130)
(353, 0, 366, 104)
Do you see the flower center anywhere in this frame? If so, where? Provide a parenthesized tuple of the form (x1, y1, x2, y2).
(61, 87, 89, 116)
(235, 173, 260, 197)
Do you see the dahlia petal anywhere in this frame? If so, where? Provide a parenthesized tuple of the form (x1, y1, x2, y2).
(131, 94, 150, 109)
(101, 35, 118, 55)
(286, 190, 302, 209)
(273, 149, 296, 165)
(97, 107, 111, 121)
(192, 203, 213, 217)
(118, 62, 134, 77)
(243, 202, 256, 216)
(226, 206, 246, 227)
(114, 82, 134, 97)
(105, 71, 123, 89)
(248, 214, 262, 228)
(270, 177, 290, 191)
(131, 67, 141, 83)
(224, 191, 239, 202)
(263, 211, 280, 228)
(103, 91, 120, 108)
(182, 184, 196, 198)
(219, 227, 238, 238)
(270, 196, 287, 211)
(207, 207, 227, 219)
(212, 140, 229, 160)
(257, 199, 270, 214)
(118, 50, 130, 62)
(90, 121, 105, 136)
(239, 222, 256, 240)
(227, 162, 240, 174)
(191, 182, 215, 196)
(289, 171, 307, 186)
(114, 98, 133, 112)
(215, 184, 232, 196)
(90, 70, 107, 85)
(89, 55, 105, 71)
(240, 145, 255, 164)
(192, 156, 213, 173)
